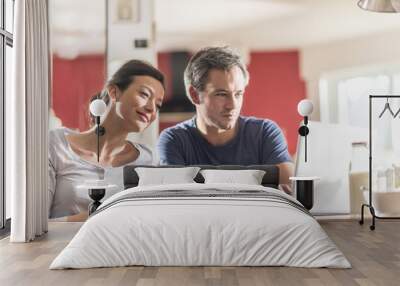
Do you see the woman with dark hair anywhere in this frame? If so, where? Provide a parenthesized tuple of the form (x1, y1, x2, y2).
(48, 60, 165, 220)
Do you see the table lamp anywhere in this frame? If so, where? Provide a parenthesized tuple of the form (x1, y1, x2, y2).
(89, 98, 107, 162)
(292, 99, 317, 210)
(297, 99, 314, 162)
(88, 98, 107, 214)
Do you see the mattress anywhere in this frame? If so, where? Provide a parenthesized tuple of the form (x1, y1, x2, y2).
(50, 183, 351, 269)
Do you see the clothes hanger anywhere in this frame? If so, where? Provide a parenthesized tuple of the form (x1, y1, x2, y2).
(394, 105, 400, 118)
(378, 97, 395, 118)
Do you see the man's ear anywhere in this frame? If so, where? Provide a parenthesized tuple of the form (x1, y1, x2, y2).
(188, 86, 201, 105)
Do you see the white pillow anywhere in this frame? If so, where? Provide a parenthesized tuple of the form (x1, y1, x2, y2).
(200, 169, 266, 185)
(135, 167, 200, 186)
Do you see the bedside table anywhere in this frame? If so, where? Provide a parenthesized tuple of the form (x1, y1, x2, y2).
(289, 176, 320, 210)
(77, 182, 117, 215)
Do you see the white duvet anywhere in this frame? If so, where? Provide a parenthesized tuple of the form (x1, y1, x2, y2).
(50, 183, 351, 269)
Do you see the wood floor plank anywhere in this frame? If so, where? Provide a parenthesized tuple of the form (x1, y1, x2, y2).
(204, 267, 221, 279)
(136, 278, 155, 286)
(303, 278, 324, 286)
(1, 220, 400, 286)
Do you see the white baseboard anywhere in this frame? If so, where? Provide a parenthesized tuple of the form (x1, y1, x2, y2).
(314, 214, 367, 220)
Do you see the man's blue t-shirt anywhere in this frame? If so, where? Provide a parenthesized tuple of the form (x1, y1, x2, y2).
(157, 116, 292, 165)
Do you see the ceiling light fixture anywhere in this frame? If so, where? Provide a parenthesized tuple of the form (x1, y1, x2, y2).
(358, 0, 400, 13)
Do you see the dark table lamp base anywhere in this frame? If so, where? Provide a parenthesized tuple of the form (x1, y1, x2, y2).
(295, 180, 314, 210)
(88, 188, 105, 215)
(290, 177, 319, 211)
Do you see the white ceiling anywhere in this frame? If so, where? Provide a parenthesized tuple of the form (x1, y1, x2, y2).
(155, 0, 304, 34)
(50, 0, 400, 57)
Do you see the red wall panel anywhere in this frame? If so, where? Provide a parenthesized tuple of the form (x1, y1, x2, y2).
(52, 55, 105, 131)
(157, 52, 173, 101)
(243, 51, 306, 155)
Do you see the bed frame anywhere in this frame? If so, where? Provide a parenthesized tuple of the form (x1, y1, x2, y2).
(123, 165, 280, 189)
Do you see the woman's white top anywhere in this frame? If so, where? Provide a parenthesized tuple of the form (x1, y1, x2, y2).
(48, 127, 158, 218)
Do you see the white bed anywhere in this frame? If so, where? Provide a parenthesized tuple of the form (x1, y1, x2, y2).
(50, 183, 351, 269)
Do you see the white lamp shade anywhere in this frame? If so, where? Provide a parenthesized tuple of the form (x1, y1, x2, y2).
(89, 99, 107, 117)
(297, 99, 314, 116)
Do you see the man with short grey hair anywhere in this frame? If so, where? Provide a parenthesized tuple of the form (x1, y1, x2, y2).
(157, 46, 293, 184)
(183, 46, 249, 104)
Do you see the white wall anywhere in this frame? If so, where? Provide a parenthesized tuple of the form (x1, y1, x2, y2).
(300, 29, 400, 121)
(107, 0, 158, 148)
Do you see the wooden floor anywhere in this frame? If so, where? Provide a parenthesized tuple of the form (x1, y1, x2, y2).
(0, 220, 399, 286)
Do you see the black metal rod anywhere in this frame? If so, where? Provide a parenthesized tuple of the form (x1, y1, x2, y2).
(369, 95, 372, 207)
(360, 95, 400, 230)
(96, 116, 100, 162)
(97, 127, 100, 162)
(369, 95, 400, 98)
(304, 116, 308, 163)
(305, 134, 307, 162)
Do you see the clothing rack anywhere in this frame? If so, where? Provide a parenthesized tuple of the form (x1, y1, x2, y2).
(360, 95, 400, 230)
